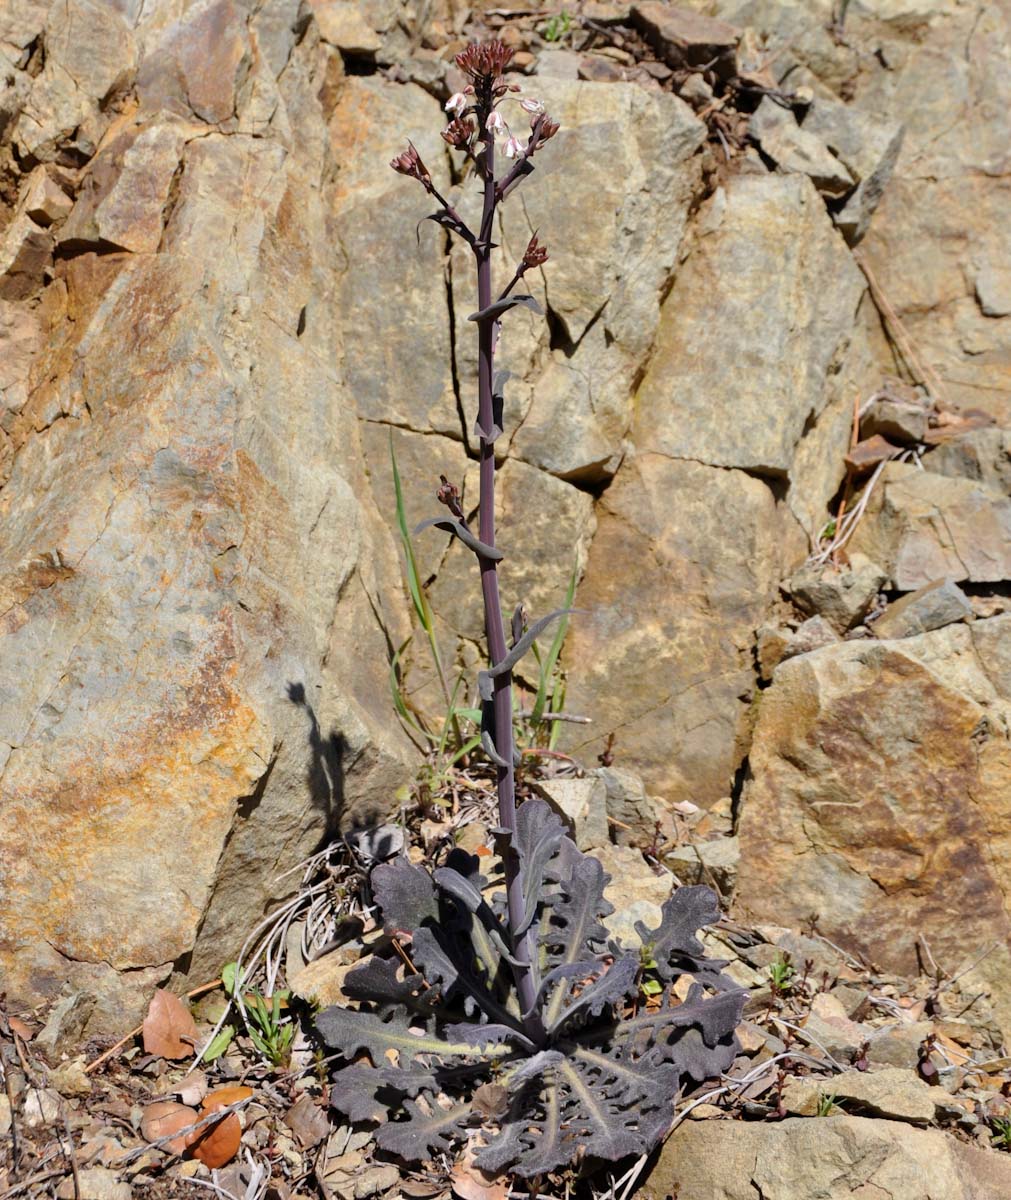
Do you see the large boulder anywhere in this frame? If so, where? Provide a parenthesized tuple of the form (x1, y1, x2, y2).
(633, 173, 865, 479)
(558, 169, 882, 802)
(643, 1115, 1011, 1200)
(735, 618, 1011, 1037)
(0, 5, 418, 1027)
(847, 462, 1011, 589)
(560, 452, 801, 805)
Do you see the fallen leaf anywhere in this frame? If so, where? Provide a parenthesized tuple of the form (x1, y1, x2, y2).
(283, 1093, 330, 1149)
(189, 1110, 242, 1169)
(471, 1083, 508, 1121)
(176, 1070, 208, 1106)
(450, 1145, 509, 1200)
(202, 1084, 253, 1110)
(401, 1183, 447, 1198)
(8, 1016, 35, 1040)
(141, 1101, 199, 1155)
(142, 990, 198, 1060)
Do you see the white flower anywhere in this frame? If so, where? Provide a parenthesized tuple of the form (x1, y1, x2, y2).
(445, 92, 467, 115)
(519, 97, 544, 114)
(485, 110, 507, 137)
(503, 135, 524, 159)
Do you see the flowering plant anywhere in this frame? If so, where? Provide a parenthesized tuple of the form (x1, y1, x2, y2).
(318, 39, 743, 1180)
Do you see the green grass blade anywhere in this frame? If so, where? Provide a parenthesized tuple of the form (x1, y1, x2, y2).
(390, 433, 461, 748)
(391, 434, 427, 628)
(449, 734, 482, 766)
(531, 559, 578, 723)
(390, 638, 434, 747)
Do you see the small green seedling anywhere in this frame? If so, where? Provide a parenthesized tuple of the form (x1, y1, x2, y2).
(542, 9, 572, 41)
(768, 952, 795, 996)
(816, 1091, 837, 1117)
(992, 1116, 1011, 1150)
(638, 943, 664, 999)
(221, 961, 295, 1067)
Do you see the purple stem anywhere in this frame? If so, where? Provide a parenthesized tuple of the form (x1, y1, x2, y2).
(474, 128, 539, 1032)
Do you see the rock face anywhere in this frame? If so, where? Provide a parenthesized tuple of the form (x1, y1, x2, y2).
(735, 619, 1011, 1035)
(633, 173, 864, 478)
(848, 463, 1011, 589)
(560, 453, 799, 805)
(644, 1115, 1011, 1200)
(1, 0, 1009, 1031)
(0, 0, 420, 1025)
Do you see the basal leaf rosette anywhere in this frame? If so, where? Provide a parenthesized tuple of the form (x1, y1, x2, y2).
(316, 800, 744, 1178)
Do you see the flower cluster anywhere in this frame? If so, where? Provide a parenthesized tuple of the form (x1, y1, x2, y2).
(439, 92, 558, 163)
(454, 38, 515, 82)
(441, 117, 475, 149)
(389, 143, 430, 186)
(389, 39, 560, 232)
(522, 233, 548, 269)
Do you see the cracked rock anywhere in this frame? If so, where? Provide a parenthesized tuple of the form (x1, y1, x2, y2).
(647, 1114, 1011, 1200)
(665, 836, 739, 899)
(848, 462, 1011, 589)
(974, 261, 1011, 317)
(633, 174, 865, 475)
(783, 1067, 945, 1124)
(17, 165, 73, 227)
(531, 776, 609, 851)
(0, 210, 52, 300)
(787, 551, 887, 632)
(801, 94, 904, 244)
(860, 396, 929, 445)
(736, 619, 1011, 1042)
(923, 425, 1011, 494)
(595, 765, 662, 845)
(871, 577, 973, 640)
(750, 96, 855, 199)
(60, 124, 186, 255)
(780, 614, 840, 661)
(631, 3, 739, 72)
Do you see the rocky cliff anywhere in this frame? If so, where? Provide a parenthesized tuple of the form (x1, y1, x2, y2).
(1, 0, 1009, 1060)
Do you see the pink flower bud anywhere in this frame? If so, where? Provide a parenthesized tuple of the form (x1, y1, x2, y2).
(520, 97, 544, 114)
(485, 110, 507, 135)
(503, 135, 524, 159)
(445, 92, 467, 115)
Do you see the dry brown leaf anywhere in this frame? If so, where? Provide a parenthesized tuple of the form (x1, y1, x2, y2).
(176, 1069, 208, 1106)
(283, 1093, 331, 1149)
(450, 1145, 509, 1200)
(141, 1101, 199, 1155)
(189, 1111, 242, 1169)
(202, 1084, 254, 1110)
(142, 989, 198, 1060)
(8, 1016, 36, 1040)
(935, 1033, 972, 1067)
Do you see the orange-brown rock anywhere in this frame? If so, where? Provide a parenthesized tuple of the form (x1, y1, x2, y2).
(0, 2, 420, 1028)
(736, 618, 1011, 1038)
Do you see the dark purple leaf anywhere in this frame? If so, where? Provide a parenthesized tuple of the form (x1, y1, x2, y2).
(467, 294, 542, 322)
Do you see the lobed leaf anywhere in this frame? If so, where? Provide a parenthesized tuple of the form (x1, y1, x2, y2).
(316, 1006, 513, 1064)
(376, 1094, 475, 1160)
(513, 800, 566, 936)
(372, 857, 439, 934)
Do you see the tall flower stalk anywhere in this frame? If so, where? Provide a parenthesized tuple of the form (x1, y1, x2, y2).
(392, 40, 559, 1031)
(317, 47, 744, 1173)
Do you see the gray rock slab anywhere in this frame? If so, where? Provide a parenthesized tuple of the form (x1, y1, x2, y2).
(872, 578, 973, 639)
